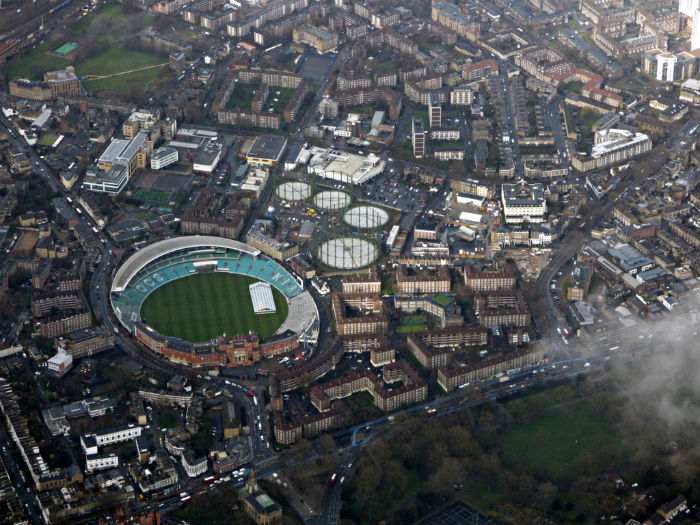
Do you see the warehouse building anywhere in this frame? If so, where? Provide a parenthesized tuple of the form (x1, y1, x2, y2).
(246, 135, 288, 167)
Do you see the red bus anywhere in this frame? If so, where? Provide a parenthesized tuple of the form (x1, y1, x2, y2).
(203, 476, 216, 485)
(247, 390, 254, 397)
(329, 473, 337, 486)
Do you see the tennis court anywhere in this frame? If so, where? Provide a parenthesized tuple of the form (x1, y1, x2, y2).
(54, 42, 79, 56)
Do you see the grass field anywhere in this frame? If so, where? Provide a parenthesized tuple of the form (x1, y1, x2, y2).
(140, 273, 289, 343)
(348, 105, 375, 115)
(131, 189, 172, 205)
(432, 294, 454, 306)
(269, 87, 297, 112)
(38, 134, 58, 147)
(226, 83, 257, 109)
(84, 67, 162, 95)
(7, 43, 71, 81)
(397, 324, 428, 334)
(500, 401, 618, 479)
(8, 3, 160, 95)
(77, 47, 164, 78)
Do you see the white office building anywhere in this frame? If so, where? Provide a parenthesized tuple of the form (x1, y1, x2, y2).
(83, 131, 149, 194)
(47, 350, 73, 377)
(151, 147, 179, 169)
(680, 0, 700, 18)
(501, 182, 547, 224)
(304, 146, 385, 184)
(591, 129, 651, 167)
(86, 453, 119, 473)
(692, 9, 700, 51)
(182, 454, 208, 478)
(80, 425, 143, 453)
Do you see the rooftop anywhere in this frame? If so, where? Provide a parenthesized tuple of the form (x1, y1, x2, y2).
(591, 129, 650, 158)
(45, 67, 79, 83)
(98, 139, 131, 165)
(247, 135, 288, 161)
(501, 182, 545, 206)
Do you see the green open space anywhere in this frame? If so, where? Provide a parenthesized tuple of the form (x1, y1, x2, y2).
(8, 3, 160, 94)
(38, 134, 58, 147)
(500, 400, 618, 479)
(83, 67, 162, 95)
(226, 83, 258, 109)
(459, 484, 506, 516)
(348, 105, 375, 115)
(131, 189, 172, 205)
(7, 43, 71, 81)
(432, 294, 454, 306)
(578, 107, 600, 135)
(564, 81, 582, 95)
(226, 84, 297, 113)
(72, 3, 153, 44)
(397, 324, 428, 334)
(412, 109, 428, 124)
(77, 47, 164, 78)
(402, 315, 427, 325)
(140, 272, 289, 343)
(345, 391, 383, 425)
(368, 59, 396, 71)
(269, 86, 296, 112)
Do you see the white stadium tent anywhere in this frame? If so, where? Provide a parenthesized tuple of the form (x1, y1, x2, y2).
(249, 282, 277, 314)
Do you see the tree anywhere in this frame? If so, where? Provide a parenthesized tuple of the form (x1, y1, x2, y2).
(424, 457, 465, 499)
(317, 433, 335, 454)
(534, 482, 557, 512)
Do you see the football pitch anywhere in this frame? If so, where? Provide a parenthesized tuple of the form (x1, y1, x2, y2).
(140, 273, 289, 343)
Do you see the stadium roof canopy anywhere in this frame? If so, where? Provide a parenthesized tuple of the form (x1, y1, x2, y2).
(111, 236, 261, 292)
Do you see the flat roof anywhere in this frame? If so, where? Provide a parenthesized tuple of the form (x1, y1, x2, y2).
(98, 139, 131, 164)
(501, 183, 545, 206)
(412, 118, 424, 134)
(119, 131, 148, 162)
(246, 135, 288, 161)
(111, 236, 261, 292)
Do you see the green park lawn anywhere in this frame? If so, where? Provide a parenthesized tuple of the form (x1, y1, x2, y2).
(76, 47, 164, 78)
(227, 83, 257, 109)
(500, 401, 618, 479)
(7, 3, 161, 94)
(7, 43, 71, 81)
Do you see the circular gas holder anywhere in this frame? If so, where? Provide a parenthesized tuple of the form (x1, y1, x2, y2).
(313, 190, 351, 210)
(343, 206, 389, 229)
(317, 237, 378, 270)
(276, 181, 312, 201)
